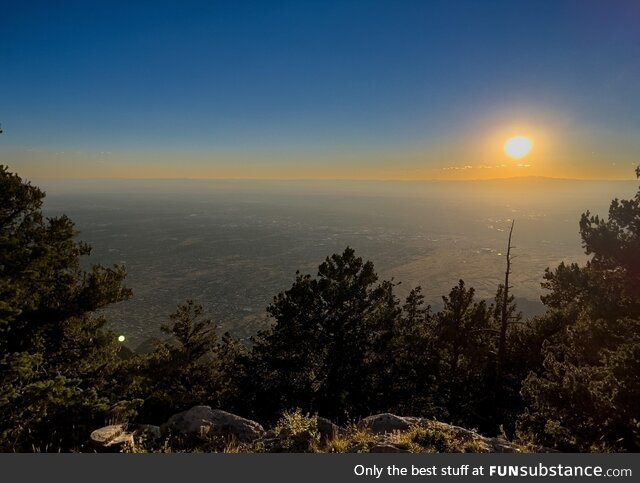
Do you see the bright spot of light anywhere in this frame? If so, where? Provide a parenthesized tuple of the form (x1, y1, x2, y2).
(504, 136, 533, 159)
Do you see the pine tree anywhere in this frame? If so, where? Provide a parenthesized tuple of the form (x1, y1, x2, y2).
(140, 300, 237, 421)
(387, 287, 440, 417)
(248, 247, 401, 422)
(0, 165, 132, 451)
(433, 280, 493, 428)
(521, 168, 640, 451)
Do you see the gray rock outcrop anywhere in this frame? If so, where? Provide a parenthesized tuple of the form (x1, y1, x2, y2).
(166, 406, 264, 442)
(357, 413, 411, 434)
(90, 424, 135, 452)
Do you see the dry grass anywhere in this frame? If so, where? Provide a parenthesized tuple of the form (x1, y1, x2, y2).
(387, 422, 488, 453)
(131, 414, 533, 453)
(326, 425, 377, 453)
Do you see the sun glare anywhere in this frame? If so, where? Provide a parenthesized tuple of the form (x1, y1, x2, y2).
(504, 136, 533, 159)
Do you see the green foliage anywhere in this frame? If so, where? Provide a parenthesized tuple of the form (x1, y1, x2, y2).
(270, 409, 322, 452)
(139, 300, 242, 421)
(0, 166, 131, 352)
(325, 426, 377, 453)
(244, 253, 525, 433)
(247, 247, 401, 422)
(433, 280, 493, 428)
(0, 165, 133, 451)
(3, 162, 640, 453)
(542, 171, 640, 322)
(521, 316, 640, 451)
(521, 168, 640, 452)
(488, 284, 527, 433)
(214, 332, 251, 408)
(386, 287, 439, 416)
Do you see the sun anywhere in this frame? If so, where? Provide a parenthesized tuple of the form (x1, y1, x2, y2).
(504, 136, 533, 159)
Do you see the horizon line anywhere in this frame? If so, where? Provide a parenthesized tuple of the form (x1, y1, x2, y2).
(29, 175, 638, 183)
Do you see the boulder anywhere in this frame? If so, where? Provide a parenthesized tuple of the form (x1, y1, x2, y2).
(358, 413, 411, 434)
(90, 424, 135, 452)
(316, 417, 341, 442)
(135, 424, 162, 441)
(166, 406, 264, 442)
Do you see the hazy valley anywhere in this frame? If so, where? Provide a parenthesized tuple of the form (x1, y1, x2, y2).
(40, 177, 637, 348)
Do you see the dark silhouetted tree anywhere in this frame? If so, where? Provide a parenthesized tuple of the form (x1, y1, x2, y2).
(521, 168, 640, 451)
(387, 287, 441, 417)
(0, 165, 132, 451)
(248, 247, 401, 423)
(433, 280, 493, 428)
(139, 300, 245, 422)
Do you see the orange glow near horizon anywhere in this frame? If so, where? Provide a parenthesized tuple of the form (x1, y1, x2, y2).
(9, 155, 637, 182)
(3, 120, 638, 182)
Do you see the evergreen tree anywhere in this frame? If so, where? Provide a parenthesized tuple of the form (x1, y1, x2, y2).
(0, 165, 132, 451)
(140, 300, 244, 421)
(521, 168, 640, 451)
(248, 247, 401, 422)
(433, 280, 493, 429)
(387, 287, 440, 417)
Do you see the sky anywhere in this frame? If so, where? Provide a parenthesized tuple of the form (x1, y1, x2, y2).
(1, 0, 639, 180)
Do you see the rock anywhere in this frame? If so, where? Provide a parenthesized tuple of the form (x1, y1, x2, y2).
(402, 417, 424, 426)
(358, 413, 411, 434)
(135, 424, 162, 441)
(90, 424, 135, 452)
(489, 438, 520, 453)
(316, 417, 341, 442)
(430, 420, 491, 443)
(166, 406, 264, 442)
(166, 406, 214, 434)
(371, 443, 410, 453)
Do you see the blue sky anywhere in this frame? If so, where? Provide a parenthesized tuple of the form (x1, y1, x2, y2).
(1, 0, 639, 179)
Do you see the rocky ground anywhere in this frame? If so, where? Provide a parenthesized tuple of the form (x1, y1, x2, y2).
(90, 406, 553, 453)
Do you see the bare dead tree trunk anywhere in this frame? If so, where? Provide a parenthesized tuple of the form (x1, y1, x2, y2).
(492, 219, 514, 432)
(497, 219, 515, 384)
